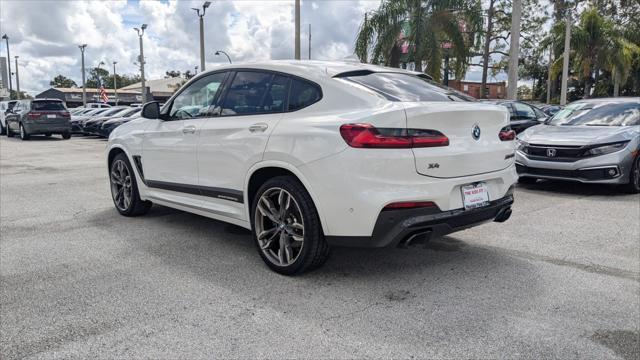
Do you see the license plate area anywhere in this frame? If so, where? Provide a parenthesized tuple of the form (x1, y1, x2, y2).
(47, 114, 56, 118)
(461, 182, 490, 210)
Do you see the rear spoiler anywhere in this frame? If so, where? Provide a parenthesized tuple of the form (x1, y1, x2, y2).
(333, 69, 434, 81)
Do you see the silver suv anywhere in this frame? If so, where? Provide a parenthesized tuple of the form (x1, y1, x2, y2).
(5, 99, 72, 140)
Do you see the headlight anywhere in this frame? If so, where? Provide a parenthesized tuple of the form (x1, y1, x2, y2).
(583, 141, 629, 156)
(516, 140, 528, 152)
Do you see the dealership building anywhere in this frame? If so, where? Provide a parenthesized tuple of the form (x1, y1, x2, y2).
(35, 87, 143, 107)
(35, 77, 183, 107)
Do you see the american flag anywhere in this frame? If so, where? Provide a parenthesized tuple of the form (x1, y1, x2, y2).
(98, 79, 108, 103)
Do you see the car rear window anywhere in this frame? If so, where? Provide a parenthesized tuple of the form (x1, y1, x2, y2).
(32, 101, 66, 111)
(548, 101, 640, 126)
(288, 78, 321, 111)
(342, 72, 472, 102)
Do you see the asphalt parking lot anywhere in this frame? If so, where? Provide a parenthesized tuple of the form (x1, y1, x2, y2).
(1, 135, 638, 359)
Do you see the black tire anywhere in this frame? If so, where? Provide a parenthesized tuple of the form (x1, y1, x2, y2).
(0, 122, 5, 135)
(19, 123, 30, 140)
(251, 176, 330, 275)
(109, 153, 152, 216)
(61, 132, 71, 139)
(6, 122, 13, 138)
(621, 156, 640, 194)
(518, 177, 537, 184)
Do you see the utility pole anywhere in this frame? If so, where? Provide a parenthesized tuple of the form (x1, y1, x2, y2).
(2, 34, 12, 96)
(79, 44, 87, 107)
(294, 0, 300, 60)
(308, 24, 311, 60)
(546, 44, 552, 104)
(192, 1, 211, 72)
(507, 0, 521, 100)
(560, 10, 571, 105)
(113, 61, 118, 106)
(14, 56, 20, 99)
(134, 24, 147, 102)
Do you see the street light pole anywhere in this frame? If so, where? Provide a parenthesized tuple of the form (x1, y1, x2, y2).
(134, 24, 148, 102)
(214, 50, 232, 64)
(79, 44, 87, 107)
(507, 0, 521, 100)
(2, 34, 12, 96)
(113, 61, 118, 106)
(560, 10, 571, 105)
(294, 0, 300, 60)
(192, 1, 211, 72)
(14, 56, 20, 99)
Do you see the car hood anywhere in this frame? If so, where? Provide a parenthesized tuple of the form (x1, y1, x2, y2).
(518, 124, 639, 146)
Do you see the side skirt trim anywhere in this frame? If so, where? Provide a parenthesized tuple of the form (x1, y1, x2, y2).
(146, 179, 244, 203)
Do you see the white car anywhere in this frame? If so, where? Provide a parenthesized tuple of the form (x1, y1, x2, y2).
(0, 100, 18, 135)
(106, 61, 517, 274)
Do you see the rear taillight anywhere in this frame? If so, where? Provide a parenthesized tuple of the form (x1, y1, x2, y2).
(499, 127, 516, 141)
(61, 111, 70, 117)
(339, 123, 449, 148)
(27, 112, 42, 119)
(383, 201, 437, 210)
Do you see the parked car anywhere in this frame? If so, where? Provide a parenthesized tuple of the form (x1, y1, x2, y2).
(70, 108, 111, 134)
(0, 100, 18, 135)
(80, 106, 128, 134)
(5, 99, 71, 140)
(98, 110, 141, 138)
(516, 97, 640, 193)
(85, 103, 111, 108)
(540, 104, 564, 117)
(486, 100, 548, 134)
(106, 61, 517, 274)
(83, 107, 139, 136)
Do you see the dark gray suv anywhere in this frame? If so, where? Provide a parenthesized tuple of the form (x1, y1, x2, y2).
(6, 99, 72, 140)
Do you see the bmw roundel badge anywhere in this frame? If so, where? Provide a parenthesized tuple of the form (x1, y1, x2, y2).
(472, 124, 481, 140)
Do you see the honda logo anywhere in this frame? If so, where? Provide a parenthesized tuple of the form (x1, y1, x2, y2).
(546, 148, 557, 157)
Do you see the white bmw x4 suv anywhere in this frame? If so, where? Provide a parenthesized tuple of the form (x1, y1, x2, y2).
(107, 61, 517, 274)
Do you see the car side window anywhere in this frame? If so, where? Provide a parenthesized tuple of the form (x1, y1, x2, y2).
(220, 71, 283, 116)
(288, 78, 321, 111)
(170, 72, 226, 120)
(513, 102, 536, 119)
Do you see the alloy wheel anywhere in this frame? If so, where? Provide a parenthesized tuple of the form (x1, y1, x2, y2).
(110, 159, 133, 211)
(255, 187, 305, 266)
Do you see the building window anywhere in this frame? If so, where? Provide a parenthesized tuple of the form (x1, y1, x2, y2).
(463, 84, 469, 92)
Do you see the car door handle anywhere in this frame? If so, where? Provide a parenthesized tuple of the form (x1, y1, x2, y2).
(249, 123, 268, 133)
(182, 125, 197, 134)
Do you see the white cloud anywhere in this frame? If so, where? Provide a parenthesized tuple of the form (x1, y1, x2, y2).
(0, 0, 380, 95)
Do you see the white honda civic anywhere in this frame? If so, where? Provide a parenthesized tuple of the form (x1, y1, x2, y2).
(106, 61, 517, 275)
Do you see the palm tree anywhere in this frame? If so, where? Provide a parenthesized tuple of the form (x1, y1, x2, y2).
(571, 8, 611, 98)
(355, 0, 482, 81)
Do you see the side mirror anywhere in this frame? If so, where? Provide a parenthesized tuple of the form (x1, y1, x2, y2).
(141, 101, 160, 119)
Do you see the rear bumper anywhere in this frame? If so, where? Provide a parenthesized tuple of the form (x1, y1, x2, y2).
(326, 193, 514, 248)
(23, 122, 71, 134)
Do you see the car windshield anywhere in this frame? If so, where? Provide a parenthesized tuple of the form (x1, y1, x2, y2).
(111, 108, 136, 117)
(32, 101, 66, 111)
(547, 101, 640, 126)
(343, 72, 473, 102)
(100, 107, 127, 116)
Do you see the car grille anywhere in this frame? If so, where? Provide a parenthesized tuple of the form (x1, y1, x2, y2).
(520, 144, 584, 162)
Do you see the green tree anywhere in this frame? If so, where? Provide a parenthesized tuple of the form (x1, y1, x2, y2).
(355, 0, 483, 81)
(49, 74, 77, 88)
(85, 67, 110, 89)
